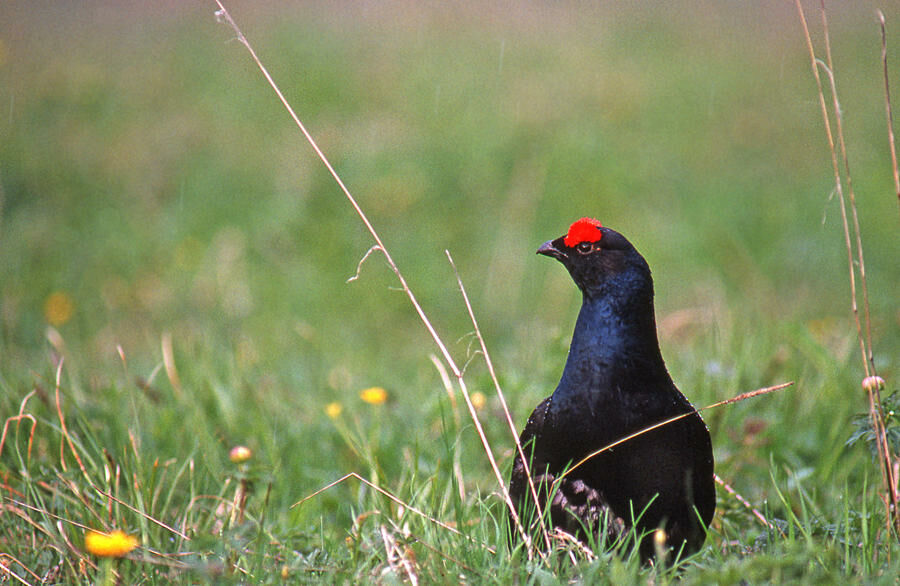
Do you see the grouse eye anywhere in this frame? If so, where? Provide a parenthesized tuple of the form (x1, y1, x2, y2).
(576, 241, 594, 254)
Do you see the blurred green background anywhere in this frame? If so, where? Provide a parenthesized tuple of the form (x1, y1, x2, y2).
(0, 0, 898, 577)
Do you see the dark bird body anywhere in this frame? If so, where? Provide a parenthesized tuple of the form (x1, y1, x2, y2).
(509, 218, 715, 561)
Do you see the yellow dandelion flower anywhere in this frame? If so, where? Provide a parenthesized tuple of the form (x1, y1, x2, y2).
(84, 530, 138, 558)
(325, 401, 343, 419)
(44, 291, 74, 326)
(359, 386, 388, 405)
(229, 445, 252, 464)
(470, 391, 487, 411)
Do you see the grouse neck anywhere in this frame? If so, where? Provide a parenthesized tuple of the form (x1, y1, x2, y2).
(554, 287, 668, 399)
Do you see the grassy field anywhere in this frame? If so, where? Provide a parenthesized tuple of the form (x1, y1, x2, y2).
(1, 1, 899, 583)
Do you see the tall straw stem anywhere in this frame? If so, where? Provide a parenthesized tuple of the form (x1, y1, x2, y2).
(212, 0, 535, 551)
(794, 0, 898, 538)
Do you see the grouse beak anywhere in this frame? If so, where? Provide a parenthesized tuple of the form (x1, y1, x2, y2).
(537, 238, 567, 260)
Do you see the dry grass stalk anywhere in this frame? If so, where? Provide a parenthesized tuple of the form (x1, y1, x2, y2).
(91, 488, 190, 541)
(0, 553, 43, 584)
(54, 359, 89, 479)
(380, 524, 419, 585)
(877, 11, 900, 213)
(794, 0, 898, 537)
(714, 475, 778, 533)
(212, 0, 534, 548)
(428, 354, 468, 502)
(292, 472, 496, 554)
(161, 332, 182, 397)
(559, 382, 794, 482)
(0, 390, 37, 462)
(446, 251, 552, 551)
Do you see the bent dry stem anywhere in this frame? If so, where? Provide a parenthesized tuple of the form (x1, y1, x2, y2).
(795, 0, 898, 536)
(212, 0, 533, 548)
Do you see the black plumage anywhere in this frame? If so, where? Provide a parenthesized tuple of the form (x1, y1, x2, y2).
(509, 218, 715, 561)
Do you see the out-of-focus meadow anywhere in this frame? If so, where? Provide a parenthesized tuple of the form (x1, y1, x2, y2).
(1, 1, 898, 582)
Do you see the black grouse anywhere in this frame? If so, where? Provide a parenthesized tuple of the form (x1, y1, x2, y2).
(509, 217, 715, 561)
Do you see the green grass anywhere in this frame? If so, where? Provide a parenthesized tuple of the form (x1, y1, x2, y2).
(1, 1, 899, 583)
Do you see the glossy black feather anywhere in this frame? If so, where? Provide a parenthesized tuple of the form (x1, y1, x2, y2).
(509, 225, 715, 561)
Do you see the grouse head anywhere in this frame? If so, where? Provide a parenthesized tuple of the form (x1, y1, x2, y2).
(537, 217, 653, 303)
